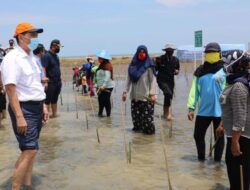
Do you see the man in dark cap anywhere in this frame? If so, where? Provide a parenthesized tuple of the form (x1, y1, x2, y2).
(5, 39, 15, 54)
(42, 39, 63, 118)
(1, 22, 48, 190)
(187, 42, 225, 162)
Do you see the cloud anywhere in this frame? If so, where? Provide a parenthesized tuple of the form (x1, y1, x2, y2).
(156, 0, 208, 6)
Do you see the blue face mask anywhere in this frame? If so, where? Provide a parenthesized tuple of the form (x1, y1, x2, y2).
(28, 38, 39, 51)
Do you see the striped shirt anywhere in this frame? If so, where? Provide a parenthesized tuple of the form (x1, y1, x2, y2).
(220, 82, 250, 139)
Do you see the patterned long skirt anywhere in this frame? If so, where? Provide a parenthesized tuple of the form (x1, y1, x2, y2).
(131, 100, 155, 135)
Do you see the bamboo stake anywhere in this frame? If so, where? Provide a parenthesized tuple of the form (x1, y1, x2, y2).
(67, 92, 69, 112)
(159, 114, 173, 190)
(121, 102, 129, 163)
(208, 137, 220, 157)
(96, 128, 100, 143)
(128, 141, 132, 164)
(89, 95, 101, 143)
(240, 165, 244, 190)
(125, 102, 127, 116)
(85, 112, 89, 130)
(111, 98, 114, 109)
(74, 92, 79, 119)
(63, 80, 66, 87)
(60, 93, 63, 106)
(89, 95, 95, 116)
(184, 62, 189, 88)
(169, 118, 173, 138)
(63, 78, 69, 112)
(114, 81, 117, 94)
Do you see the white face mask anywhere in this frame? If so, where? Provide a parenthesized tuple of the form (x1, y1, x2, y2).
(28, 38, 39, 51)
(90, 60, 94, 63)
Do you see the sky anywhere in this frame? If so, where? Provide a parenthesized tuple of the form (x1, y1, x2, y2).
(1, 0, 250, 56)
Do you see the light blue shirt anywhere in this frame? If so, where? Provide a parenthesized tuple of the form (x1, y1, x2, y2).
(96, 69, 115, 89)
(188, 68, 226, 117)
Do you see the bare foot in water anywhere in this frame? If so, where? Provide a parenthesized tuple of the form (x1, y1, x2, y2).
(50, 114, 60, 118)
(167, 114, 173, 121)
(2, 110, 7, 119)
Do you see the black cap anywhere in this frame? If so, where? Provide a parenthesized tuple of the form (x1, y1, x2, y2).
(50, 39, 60, 46)
(50, 39, 64, 48)
(204, 42, 221, 53)
(33, 43, 45, 55)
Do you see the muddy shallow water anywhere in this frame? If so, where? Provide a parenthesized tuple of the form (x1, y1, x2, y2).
(0, 62, 229, 190)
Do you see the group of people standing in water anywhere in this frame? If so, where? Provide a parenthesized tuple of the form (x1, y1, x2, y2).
(85, 44, 180, 134)
(1, 22, 250, 190)
(94, 42, 250, 190)
(76, 44, 179, 135)
(187, 42, 250, 190)
(78, 42, 250, 190)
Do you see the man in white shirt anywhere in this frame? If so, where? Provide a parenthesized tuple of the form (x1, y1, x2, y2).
(1, 22, 49, 190)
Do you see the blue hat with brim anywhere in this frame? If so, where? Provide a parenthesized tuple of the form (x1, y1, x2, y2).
(95, 50, 112, 60)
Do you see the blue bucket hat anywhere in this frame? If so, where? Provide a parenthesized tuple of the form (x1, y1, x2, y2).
(95, 50, 112, 60)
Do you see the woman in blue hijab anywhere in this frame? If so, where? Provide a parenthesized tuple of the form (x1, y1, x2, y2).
(122, 45, 158, 135)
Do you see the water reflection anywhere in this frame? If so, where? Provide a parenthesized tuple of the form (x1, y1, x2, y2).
(37, 120, 63, 164)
